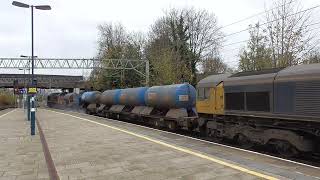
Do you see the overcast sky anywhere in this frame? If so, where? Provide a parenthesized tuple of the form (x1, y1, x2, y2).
(0, 0, 319, 76)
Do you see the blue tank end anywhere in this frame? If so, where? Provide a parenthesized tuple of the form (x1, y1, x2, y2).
(145, 83, 196, 109)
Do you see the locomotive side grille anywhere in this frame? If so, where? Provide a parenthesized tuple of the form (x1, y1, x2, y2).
(295, 81, 320, 116)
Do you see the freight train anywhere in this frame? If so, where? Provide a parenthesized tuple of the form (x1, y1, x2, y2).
(47, 63, 320, 157)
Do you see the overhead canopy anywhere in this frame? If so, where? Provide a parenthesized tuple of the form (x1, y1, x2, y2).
(197, 73, 231, 88)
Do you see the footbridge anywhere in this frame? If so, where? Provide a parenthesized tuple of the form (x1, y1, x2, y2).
(0, 58, 149, 85)
(0, 74, 84, 89)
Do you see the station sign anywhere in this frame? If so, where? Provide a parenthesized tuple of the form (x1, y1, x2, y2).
(28, 87, 37, 94)
(19, 88, 26, 94)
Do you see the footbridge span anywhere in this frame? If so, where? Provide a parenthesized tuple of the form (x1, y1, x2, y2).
(0, 57, 149, 86)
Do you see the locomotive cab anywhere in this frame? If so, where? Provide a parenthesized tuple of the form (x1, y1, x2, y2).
(196, 73, 230, 116)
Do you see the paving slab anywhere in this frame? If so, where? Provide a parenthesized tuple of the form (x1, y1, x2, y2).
(0, 109, 49, 180)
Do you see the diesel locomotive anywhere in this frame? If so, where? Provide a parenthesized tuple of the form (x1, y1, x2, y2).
(197, 64, 320, 156)
(47, 63, 320, 157)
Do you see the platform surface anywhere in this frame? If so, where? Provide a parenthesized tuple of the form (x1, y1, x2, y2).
(0, 109, 49, 180)
(1, 108, 320, 180)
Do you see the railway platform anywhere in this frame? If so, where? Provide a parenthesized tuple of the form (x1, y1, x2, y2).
(0, 108, 320, 180)
(0, 109, 49, 180)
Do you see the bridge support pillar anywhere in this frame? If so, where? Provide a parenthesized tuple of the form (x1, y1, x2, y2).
(74, 88, 80, 94)
(67, 88, 73, 93)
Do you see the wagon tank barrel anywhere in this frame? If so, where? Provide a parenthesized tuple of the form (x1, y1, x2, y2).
(99, 89, 121, 106)
(81, 91, 101, 104)
(145, 83, 196, 109)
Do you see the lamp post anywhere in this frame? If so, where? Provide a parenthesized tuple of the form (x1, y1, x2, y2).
(12, 1, 51, 135)
(19, 55, 34, 121)
(18, 67, 30, 112)
(20, 55, 36, 87)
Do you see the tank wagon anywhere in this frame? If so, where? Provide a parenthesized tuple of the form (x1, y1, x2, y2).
(196, 64, 320, 156)
(64, 93, 81, 108)
(81, 91, 101, 114)
(92, 84, 197, 130)
(47, 92, 67, 108)
(144, 84, 197, 129)
(47, 92, 60, 108)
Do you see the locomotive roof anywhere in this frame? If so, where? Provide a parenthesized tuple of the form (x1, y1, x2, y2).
(230, 68, 283, 77)
(197, 73, 231, 88)
(277, 63, 320, 77)
(226, 63, 320, 85)
(275, 63, 320, 82)
(225, 72, 277, 86)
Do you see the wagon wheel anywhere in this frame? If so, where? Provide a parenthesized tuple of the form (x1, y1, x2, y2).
(154, 120, 160, 128)
(273, 140, 299, 158)
(234, 133, 254, 149)
(167, 121, 177, 131)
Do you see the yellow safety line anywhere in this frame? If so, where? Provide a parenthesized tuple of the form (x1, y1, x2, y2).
(0, 109, 16, 119)
(45, 109, 279, 180)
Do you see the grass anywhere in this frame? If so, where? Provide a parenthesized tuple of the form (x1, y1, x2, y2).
(0, 90, 15, 106)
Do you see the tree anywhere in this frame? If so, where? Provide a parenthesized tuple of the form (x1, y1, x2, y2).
(90, 23, 146, 90)
(265, 0, 316, 67)
(238, 23, 273, 71)
(185, 8, 224, 84)
(238, 0, 317, 71)
(303, 49, 320, 64)
(146, 8, 224, 86)
(146, 13, 192, 85)
(202, 56, 227, 74)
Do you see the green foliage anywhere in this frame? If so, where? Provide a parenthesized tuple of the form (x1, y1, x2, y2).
(239, 24, 273, 71)
(146, 8, 224, 86)
(89, 23, 145, 90)
(149, 48, 180, 85)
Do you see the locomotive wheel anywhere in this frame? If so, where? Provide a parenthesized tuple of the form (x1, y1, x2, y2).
(199, 126, 208, 136)
(273, 140, 299, 158)
(234, 134, 253, 149)
(167, 121, 177, 131)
